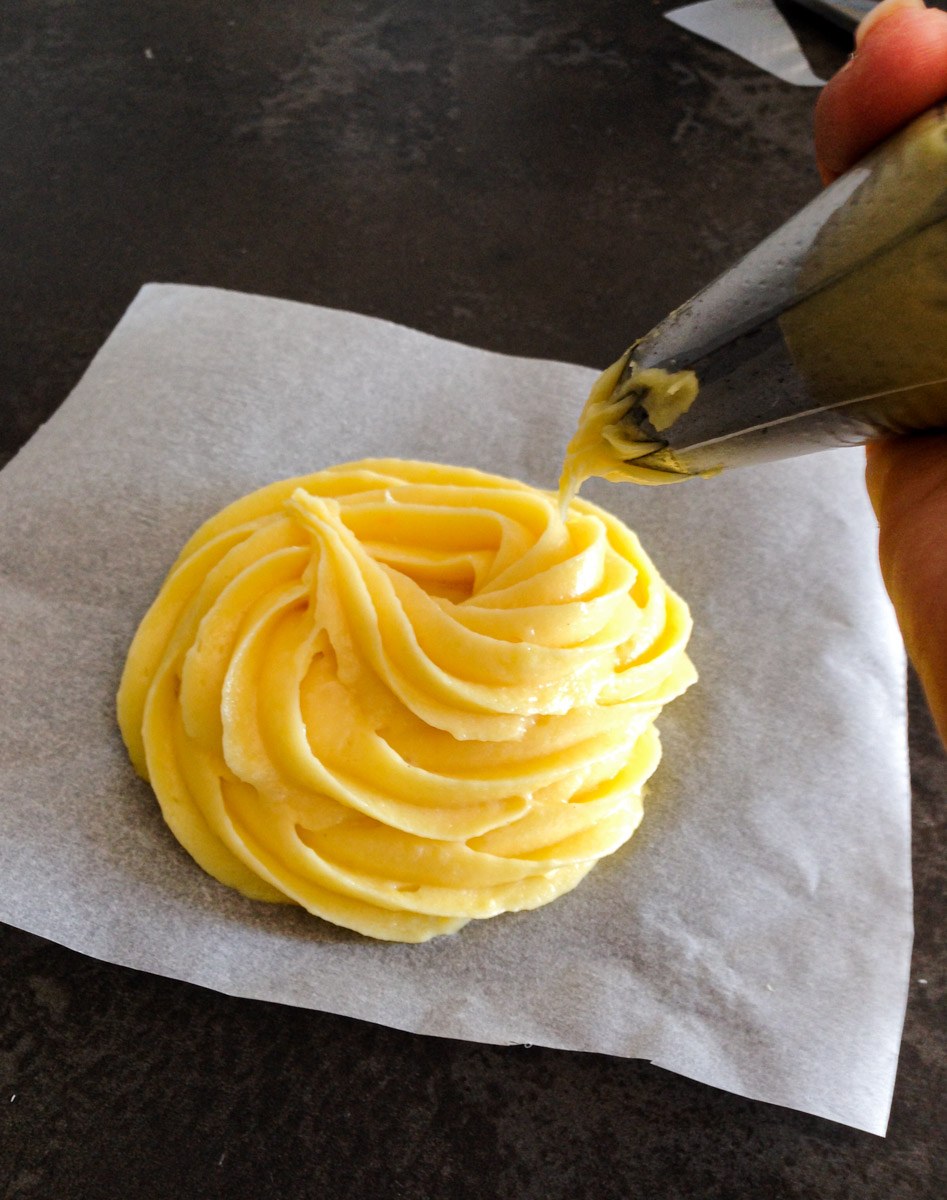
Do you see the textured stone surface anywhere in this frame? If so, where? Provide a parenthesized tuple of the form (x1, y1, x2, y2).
(1, 2, 944, 1196)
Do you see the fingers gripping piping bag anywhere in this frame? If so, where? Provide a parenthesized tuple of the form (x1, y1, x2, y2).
(561, 107, 947, 500)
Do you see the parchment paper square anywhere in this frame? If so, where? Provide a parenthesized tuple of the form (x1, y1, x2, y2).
(0, 284, 911, 1134)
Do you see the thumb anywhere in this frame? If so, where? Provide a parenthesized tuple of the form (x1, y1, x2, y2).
(814, 0, 947, 182)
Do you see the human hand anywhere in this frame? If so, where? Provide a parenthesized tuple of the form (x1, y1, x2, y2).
(814, 0, 947, 745)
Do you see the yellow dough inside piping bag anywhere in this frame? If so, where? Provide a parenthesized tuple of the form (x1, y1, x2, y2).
(118, 458, 695, 942)
(558, 357, 701, 509)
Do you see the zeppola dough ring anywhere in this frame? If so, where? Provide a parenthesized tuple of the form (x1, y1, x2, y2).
(118, 459, 696, 942)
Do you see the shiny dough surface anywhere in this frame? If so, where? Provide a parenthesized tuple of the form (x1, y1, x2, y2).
(118, 459, 695, 942)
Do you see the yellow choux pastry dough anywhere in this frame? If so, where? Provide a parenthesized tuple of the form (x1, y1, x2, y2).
(118, 459, 695, 942)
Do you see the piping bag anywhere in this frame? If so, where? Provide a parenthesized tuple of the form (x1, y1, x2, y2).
(562, 107, 947, 492)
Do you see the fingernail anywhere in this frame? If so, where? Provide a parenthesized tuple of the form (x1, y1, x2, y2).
(855, 0, 927, 48)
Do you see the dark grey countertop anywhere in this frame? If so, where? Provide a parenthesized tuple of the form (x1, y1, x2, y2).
(2, 3, 945, 1196)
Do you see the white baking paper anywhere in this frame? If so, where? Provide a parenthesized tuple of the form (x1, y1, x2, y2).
(667, 0, 827, 87)
(0, 284, 911, 1134)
